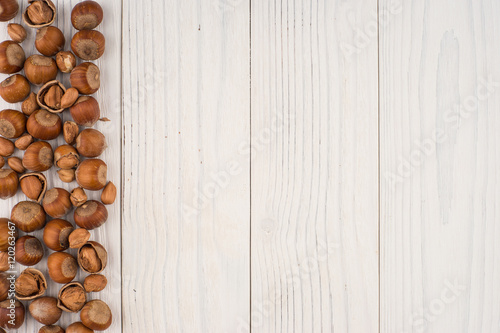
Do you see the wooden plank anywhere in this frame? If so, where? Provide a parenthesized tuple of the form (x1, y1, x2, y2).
(121, 0, 250, 331)
(380, 0, 500, 331)
(250, 0, 379, 331)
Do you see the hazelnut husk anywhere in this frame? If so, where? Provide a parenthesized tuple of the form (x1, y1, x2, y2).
(23, 0, 56, 28)
(58, 168, 75, 183)
(0, 109, 26, 139)
(70, 62, 100, 95)
(57, 282, 87, 313)
(75, 159, 107, 190)
(0, 74, 30, 103)
(29, 296, 62, 325)
(0, 219, 17, 252)
(24, 54, 58, 85)
(56, 51, 76, 73)
(36, 26, 65, 56)
(76, 128, 106, 157)
(74, 200, 108, 230)
(78, 241, 107, 274)
(101, 182, 116, 205)
(0, 252, 10, 272)
(70, 187, 87, 207)
(0, 300, 25, 329)
(43, 188, 72, 218)
(68, 227, 90, 249)
(22, 92, 38, 116)
(7, 156, 25, 174)
(19, 172, 47, 202)
(37, 80, 67, 113)
(15, 268, 47, 300)
(67, 322, 94, 333)
(64, 121, 79, 145)
(71, 1, 103, 30)
(0, 41, 25, 74)
(61, 87, 79, 108)
(0, 169, 18, 199)
(15, 133, 33, 150)
(0, 138, 14, 157)
(23, 141, 54, 172)
(84, 274, 107, 293)
(39, 325, 65, 333)
(15, 235, 43, 266)
(0, 273, 7, 302)
(54, 145, 80, 169)
(47, 252, 78, 284)
(0, 0, 19, 22)
(27, 109, 62, 140)
(7, 24, 26, 43)
(11, 200, 46, 232)
(71, 30, 105, 61)
(70, 96, 100, 127)
(43, 219, 74, 251)
(80, 299, 112, 330)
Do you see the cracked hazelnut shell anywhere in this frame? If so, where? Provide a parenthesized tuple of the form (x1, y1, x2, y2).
(19, 172, 47, 202)
(15, 268, 47, 300)
(78, 241, 107, 274)
(57, 282, 86, 313)
(23, 0, 56, 28)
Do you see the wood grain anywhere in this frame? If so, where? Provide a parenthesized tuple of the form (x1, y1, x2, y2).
(380, 0, 500, 332)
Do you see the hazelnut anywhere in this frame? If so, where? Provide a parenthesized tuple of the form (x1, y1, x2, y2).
(54, 145, 79, 169)
(56, 51, 76, 73)
(67, 322, 94, 333)
(70, 96, 100, 127)
(0, 300, 25, 329)
(0, 109, 26, 139)
(0, 169, 18, 199)
(11, 200, 46, 232)
(39, 325, 65, 333)
(0, 274, 7, 302)
(0, 252, 10, 272)
(70, 187, 87, 207)
(74, 200, 108, 230)
(80, 300, 112, 330)
(101, 181, 116, 205)
(71, 30, 105, 61)
(0, 219, 17, 252)
(71, 1, 103, 30)
(75, 159, 107, 190)
(0, 74, 30, 103)
(24, 54, 58, 85)
(0, 157, 3, 168)
(77, 241, 107, 273)
(29, 296, 62, 325)
(27, 109, 62, 140)
(43, 188, 72, 218)
(15, 133, 33, 150)
(57, 282, 86, 312)
(36, 26, 65, 56)
(0, 137, 14, 157)
(61, 87, 79, 108)
(70, 62, 100, 95)
(68, 227, 90, 249)
(7, 156, 25, 173)
(15, 235, 44, 266)
(84, 274, 107, 293)
(58, 169, 75, 183)
(0, 41, 25, 74)
(15, 268, 47, 300)
(22, 92, 38, 116)
(23, 0, 56, 28)
(23, 141, 54, 172)
(19, 172, 47, 202)
(0, 0, 19, 22)
(64, 121, 79, 145)
(47, 252, 78, 284)
(37, 80, 67, 113)
(7, 24, 26, 43)
(76, 128, 107, 157)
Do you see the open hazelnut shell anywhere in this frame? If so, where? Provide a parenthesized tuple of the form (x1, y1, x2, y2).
(19, 172, 47, 202)
(37, 80, 67, 113)
(77, 241, 107, 274)
(15, 268, 47, 300)
(57, 281, 87, 313)
(23, 0, 56, 28)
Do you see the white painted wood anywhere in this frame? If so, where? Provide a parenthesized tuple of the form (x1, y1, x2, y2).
(121, 0, 250, 332)
(380, 0, 500, 332)
(0, 0, 122, 332)
(250, 0, 379, 332)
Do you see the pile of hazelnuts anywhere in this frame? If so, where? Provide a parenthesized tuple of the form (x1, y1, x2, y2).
(0, 0, 114, 332)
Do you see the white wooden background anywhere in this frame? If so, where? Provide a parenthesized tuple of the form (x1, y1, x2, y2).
(1, 0, 499, 332)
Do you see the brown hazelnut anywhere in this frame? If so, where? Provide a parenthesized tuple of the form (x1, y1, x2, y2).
(84, 274, 107, 293)
(0, 273, 7, 302)
(43, 188, 72, 218)
(15, 268, 47, 300)
(61, 87, 79, 108)
(0, 109, 26, 139)
(101, 182, 116, 205)
(0, 157, 3, 168)
(15, 133, 33, 150)
(0, 219, 17, 252)
(37, 80, 67, 113)
(23, 141, 54, 172)
(11, 201, 46, 232)
(56, 51, 76, 73)
(74, 200, 107, 230)
(24, 54, 58, 85)
(0, 300, 25, 329)
(71, 30, 105, 61)
(43, 219, 75, 251)
(22, 92, 38, 116)
(54, 145, 79, 169)
(76, 128, 106, 157)
(47, 252, 78, 284)
(80, 300, 112, 330)
(0, 169, 18, 199)
(77, 241, 107, 273)
(19, 172, 46, 202)
(15, 235, 43, 266)
(63, 122, 79, 146)
(71, 1, 103, 30)
(68, 227, 90, 249)
(75, 159, 107, 190)
(7, 156, 25, 173)
(0, 0, 19, 22)
(0, 74, 30, 103)
(27, 109, 62, 140)
(7, 24, 26, 43)
(36, 26, 65, 56)
(0, 138, 13, 157)
(57, 282, 86, 312)
(29, 296, 62, 325)
(0, 41, 25, 74)
(23, 0, 56, 28)
(0, 252, 10, 272)
(70, 62, 100, 94)
(67, 322, 94, 333)
(58, 169, 75, 183)
(70, 187, 87, 207)
(70, 96, 100, 127)
(39, 325, 65, 333)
